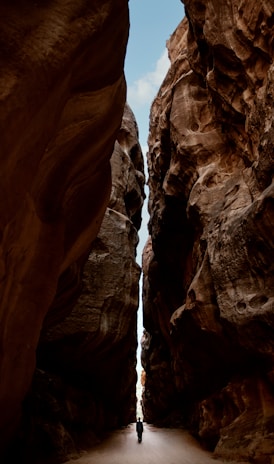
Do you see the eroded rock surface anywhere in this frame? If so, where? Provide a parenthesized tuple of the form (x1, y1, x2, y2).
(0, 0, 130, 459)
(29, 104, 144, 463)
(142, 1, 274, 462)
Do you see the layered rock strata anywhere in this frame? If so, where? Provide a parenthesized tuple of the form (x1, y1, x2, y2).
(0, 0, 131, 459)
(142, 0, 274, 462)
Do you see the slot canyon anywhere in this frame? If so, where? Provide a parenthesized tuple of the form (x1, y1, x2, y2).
(0, 1, 273, 463)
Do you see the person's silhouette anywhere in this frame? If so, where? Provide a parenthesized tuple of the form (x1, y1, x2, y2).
(136, 417, 143, 443)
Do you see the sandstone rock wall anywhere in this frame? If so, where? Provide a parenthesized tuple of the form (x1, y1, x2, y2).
(27, 104, 144, 463)
(0, 0, 130, 458)
(142, 1, 274, 462)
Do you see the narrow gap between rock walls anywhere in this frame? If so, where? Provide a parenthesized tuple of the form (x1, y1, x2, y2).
(136, 268, 144, 420)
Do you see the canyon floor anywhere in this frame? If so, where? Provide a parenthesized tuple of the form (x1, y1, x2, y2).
(65, 423, 248, 464)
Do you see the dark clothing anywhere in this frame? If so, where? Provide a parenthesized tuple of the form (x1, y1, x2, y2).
(136, 420, 143, 434)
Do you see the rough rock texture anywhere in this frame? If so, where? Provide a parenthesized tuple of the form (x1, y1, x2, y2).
(142, 0, 274, 462)
(24, 104, 144, 463)
(0, 0, 130, 458)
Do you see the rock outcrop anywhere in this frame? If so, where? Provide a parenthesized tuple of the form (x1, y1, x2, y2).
(142, 0, 274, 462)
(0, 0, 131, 459)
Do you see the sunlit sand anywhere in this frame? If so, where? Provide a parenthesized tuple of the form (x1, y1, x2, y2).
(65, 423, 248, 464)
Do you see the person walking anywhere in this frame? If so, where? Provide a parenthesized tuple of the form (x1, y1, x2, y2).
(136, 417, 143, 443)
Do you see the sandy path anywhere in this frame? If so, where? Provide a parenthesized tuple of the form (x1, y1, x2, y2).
(65, 423, 246, 464)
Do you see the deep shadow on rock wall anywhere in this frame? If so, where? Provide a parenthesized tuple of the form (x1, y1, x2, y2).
(142, 0, 274, 462)
(24, 104, 144, 463)
(0, 0, 132, 460)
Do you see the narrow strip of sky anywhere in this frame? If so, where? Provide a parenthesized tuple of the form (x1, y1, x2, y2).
(125, 0, 185, 150)
(125, 0, 185, 267)
(125, 3, 185, 401)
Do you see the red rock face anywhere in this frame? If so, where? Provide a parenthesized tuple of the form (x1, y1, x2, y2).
(143, 0, 274, 461)
(0, 0, 129, 456)
(27, 104, 144, 462)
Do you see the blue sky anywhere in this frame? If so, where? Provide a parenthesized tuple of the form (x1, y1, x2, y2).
(125, 0, 185, 151)
(125, 0, 185, 265)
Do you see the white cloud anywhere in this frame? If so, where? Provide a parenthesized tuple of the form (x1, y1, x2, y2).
(141, 143, 148, 157)
(153, 49, 170, 86)
(127, 48, 170, 109)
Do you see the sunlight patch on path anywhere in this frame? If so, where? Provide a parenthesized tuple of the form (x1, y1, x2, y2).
(65, 424, 246, 464)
